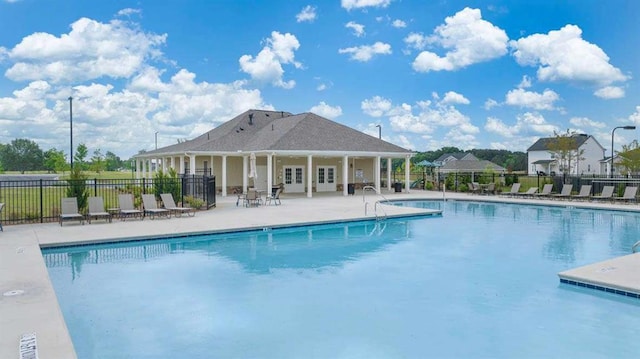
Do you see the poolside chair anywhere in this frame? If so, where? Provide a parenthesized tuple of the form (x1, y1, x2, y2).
(613, 186, 638, 204)
(60, 197, 85, 226)
(482, 182, 496, 195)
(87, 196, 112, 223)
(160, 193, 195, 217)
(531, 184, 554, 198)
(500, 183, 521, 197)
(265, 188, 282, 206)
(469, 182, 481, 195)
(570, 185, 592, 201)
(245, 189, 259, 207)
(0, 202, 4, 231)
(550, 184, 573, 200)
(513, 187, 538, 198)
(117, 194, 143, 220)
(590, 186, 615, 202)
(141, 194, 170, 219)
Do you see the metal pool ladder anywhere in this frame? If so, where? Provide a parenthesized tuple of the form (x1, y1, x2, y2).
(363, 186, 388, 220)
(632, 241, 640, 253)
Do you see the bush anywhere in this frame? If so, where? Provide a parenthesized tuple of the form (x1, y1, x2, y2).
(425, 181, 434, 190)
(153, 168, 181, 201)
(184, 196, 204, 209)
(66, 166, 88, 211)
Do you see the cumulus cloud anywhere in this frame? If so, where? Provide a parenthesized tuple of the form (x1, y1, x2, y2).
(309, 102, 342, 119)
(392, 19, 406, 28)
(341, 0, 392, 11)
(484, 98, 499, 110)
(5, 17, 167, 84)
(338, 42, 391, 62)
(518, 75, 532, 88)
(505, 88, 559, 110)
(629, 106, 640, 126)
(239, 31, 301, 89)
(361, 96, 392, 117)
(116, 8, 141, 17)
(594, 86, 625, 99)
(485, 112, 557, 138)
(569, 116, 606, 129)
(403, 32, 428, 51)
(345, 21, 365, 37)
(411, 7, 508, 72)
(296, 5, 317, 23)
(510, 25, 628, 86)
(441, 91, 470, 105)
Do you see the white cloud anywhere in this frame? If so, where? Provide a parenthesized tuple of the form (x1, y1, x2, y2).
(309, 102, 342, 119)
(411, 7, 508, 72)
(361, 96, 392, 117)
(116, 8, 141, 17)
(6, 17, 167, 84)
(239, 31, 301, 89)
(345, 21, 365, 37)
(341, 0, 392, 11)
(484, 98, 499, 110)
(296, 5, 317, 23)
(569, 116, 606, 129)
(316, 83, 327, 91)
(403, 32, 428, 51)
(510, 25, 628, 86)
(485, 112, 557, 138)
(594, 86, 625, 99)
(441, 91, 470, 105)
(392, 19, 406, 28)
(629, 106, 640, 126)
(378, 98, 479, 135)
(505, 88, 559, 110)
(518, 75, 532, 88)
(338, 42, 391, 62)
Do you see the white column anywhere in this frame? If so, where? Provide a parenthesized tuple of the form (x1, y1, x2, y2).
(210, 155, 214, 176)
(162, 157, 167, 172)
(179, 155, 185, 175)
(141, 159, 147, 179)
(387, 158, 392, 192)
(405, 156, 411, 193)
(242, 155, 248, 193)
(343, 155, 349, 196)
(222, 155, 227, 197)
(189, 155, 196, 175)
(170, 156, 175, 171)
(307, 154, 313, 198)
(267, 154, 273, 195)
(135, 159, 141, 179)
(374, 156, 381, 194)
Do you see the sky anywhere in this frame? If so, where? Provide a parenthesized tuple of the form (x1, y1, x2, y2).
(1, 0, 639, 159)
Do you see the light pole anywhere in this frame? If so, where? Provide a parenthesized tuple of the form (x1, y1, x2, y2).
(375, 124, 381, 139)
(68, 96, 73, 170)
(610, 125, 636, 178)
(155, 131, 158, 150)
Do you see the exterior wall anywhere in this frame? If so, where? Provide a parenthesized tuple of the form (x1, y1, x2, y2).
(577, 137, 605, 175)
(527, 150, 554, 175)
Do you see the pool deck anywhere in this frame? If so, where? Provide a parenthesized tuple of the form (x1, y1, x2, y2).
(2, 189, 640, 358)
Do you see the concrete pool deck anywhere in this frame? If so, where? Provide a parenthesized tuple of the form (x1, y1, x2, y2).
(2, 189, 640, 358)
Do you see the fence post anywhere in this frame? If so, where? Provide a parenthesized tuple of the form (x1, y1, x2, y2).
(39, 179, 44, 223)
(94, 178, 98, 196)
(142, 178, 146, 194)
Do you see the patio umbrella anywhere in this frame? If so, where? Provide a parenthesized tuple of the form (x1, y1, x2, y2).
(248, 152, 257, 180)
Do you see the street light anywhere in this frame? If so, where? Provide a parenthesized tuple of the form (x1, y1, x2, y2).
(375, 124, 381, 139)
(610, 125, 636, 178)
(155, 131, 158, 150)
(68, 96, 73, 170)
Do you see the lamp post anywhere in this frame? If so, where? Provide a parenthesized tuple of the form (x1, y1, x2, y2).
(155, 131, 158, 150)
(610, 125, 636, 178)
(375, 124, 381, 139)
(68, 96, 73, 170)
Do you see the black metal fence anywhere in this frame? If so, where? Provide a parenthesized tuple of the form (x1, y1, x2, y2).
(0, 175, 215, 226)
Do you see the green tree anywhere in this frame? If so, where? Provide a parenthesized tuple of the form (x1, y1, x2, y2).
(73, 143, 89, 170)
(66, 165, 89, 211)
(547, 130, 585, 181)
(44, 148, 68, 173)
(0, 138, 44, 173)
(104, 151, 123, 171)
(617, 140, 640, 176)
(90, 149, 105, 173)
(153, 168, 181, 202)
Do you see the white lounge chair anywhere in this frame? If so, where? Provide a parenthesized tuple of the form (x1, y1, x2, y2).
(500, 183, 521, 197)
(60, 197, 85, 226)
(142, 194, 170, 219)
(591, 186, 615, 202)
(87, 196, 112, 223)
(531, 184, 554, 198)
(265, 188, 282, 206)
(570, 185, 592, 201)
(613, 186, 638, 203)
(550, 184, 573, 200)
(160, 193, 195, 217)
(118, 194, 143, 220)
(513, 187, 538, 198)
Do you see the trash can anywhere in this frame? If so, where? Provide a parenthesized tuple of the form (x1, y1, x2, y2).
(348, 183, 355, 195)
(394, 182, 403, 193)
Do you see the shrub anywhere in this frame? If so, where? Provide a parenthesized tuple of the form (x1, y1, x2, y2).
(66, 166, 88, 211)
(184, 196, 204, 209)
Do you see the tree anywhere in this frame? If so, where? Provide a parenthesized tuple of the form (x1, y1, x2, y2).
(66, 165, 89, 211)
(104, 151, 123, 171)
(547, 130, 585, 181)
(0, 138, 44, 173)
(90, 149, 105, 173)
(73, 143, 89, 170)
(617, 140, 640, 176)
(44, 148, 68, 173)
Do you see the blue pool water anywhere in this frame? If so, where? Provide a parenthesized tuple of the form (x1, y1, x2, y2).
(43, 200, 640, 358)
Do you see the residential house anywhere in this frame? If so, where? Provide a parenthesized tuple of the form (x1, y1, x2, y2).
(134, 110, 414, 197)
(435, 153, 506, 175)
(527, 134, 605, 176)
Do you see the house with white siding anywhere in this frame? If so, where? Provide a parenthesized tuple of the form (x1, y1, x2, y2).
(526, 134, 606, 175)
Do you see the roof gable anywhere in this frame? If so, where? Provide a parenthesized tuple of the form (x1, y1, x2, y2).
(527, 134, 592, 152)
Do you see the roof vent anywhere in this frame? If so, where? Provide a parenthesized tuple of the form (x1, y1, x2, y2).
(281, 111, 284, 118)
(249, 113, 254, 125)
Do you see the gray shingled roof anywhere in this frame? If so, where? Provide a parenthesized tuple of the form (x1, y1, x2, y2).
(142, 110, 410, 156)
(438, 160, 506, 172)
(527, 134, 590, 152)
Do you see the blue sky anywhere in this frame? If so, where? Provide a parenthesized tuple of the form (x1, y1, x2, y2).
(1, 0, 639, 159)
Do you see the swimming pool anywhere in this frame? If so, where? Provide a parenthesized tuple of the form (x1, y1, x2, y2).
(43, 200, 640, 358)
